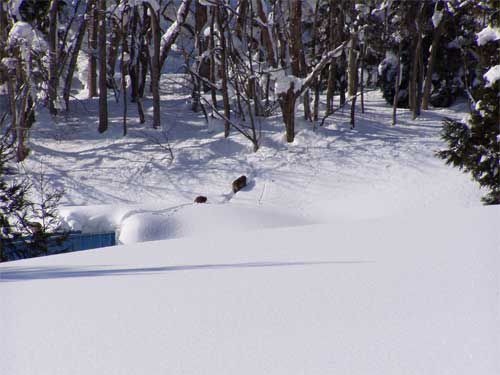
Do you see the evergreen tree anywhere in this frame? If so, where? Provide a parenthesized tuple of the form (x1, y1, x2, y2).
(0, 128, 30, 261)
(437, 3, 499, 205)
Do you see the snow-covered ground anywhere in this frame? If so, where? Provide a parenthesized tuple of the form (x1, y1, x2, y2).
(1, 76, 499, 374)
(1, 206, 499, 375)
(19, 76, 483, 242)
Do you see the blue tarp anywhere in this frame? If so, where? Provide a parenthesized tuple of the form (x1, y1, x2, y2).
(2, 231, 116, 261)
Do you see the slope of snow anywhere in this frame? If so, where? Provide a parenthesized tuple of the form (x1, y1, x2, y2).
(1, 205, 499, 375)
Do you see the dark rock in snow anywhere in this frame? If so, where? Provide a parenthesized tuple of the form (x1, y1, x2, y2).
(232, 175, 247, 193)
(194, 196, 208, 203)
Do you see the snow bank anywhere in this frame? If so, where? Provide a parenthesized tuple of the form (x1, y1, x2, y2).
(60, 202, 311, 244)
(119, 203, 311, 243)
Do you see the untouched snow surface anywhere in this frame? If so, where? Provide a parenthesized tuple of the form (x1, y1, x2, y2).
(1, 206, 499, 375)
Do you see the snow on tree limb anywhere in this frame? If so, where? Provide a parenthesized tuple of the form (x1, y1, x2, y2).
(159, 0, 192, 68)
(299, 42, 347, 96)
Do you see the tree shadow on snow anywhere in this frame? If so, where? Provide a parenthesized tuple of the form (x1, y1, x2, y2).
(0, 260, 372, 282)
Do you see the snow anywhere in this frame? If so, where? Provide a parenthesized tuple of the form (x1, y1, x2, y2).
(1, 206, 499, 375)
(7, 0, 23, 19)
(476, 25, 500, 46)
(117, 203, 311, 244)
(378, 51, 398, 77)
(1, 74, 497, 375)
(272, 70, 304, 94)
(484, 64, 500, 87)
(432, 10, 443, 28)
(7, 21, 47, 52)
(198, 0, 215, 6)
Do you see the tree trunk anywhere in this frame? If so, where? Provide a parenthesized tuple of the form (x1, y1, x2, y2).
(325, 1, 336, 115)
(48, 0, 59, 114)
(360, 44, 365, 113)
(348, 32, 358, 128)
(280, 86, 297, 143)
(0, 0, 6, 45)
(410, 4, 424, 120)
(121, 21, 128, 136)
(256, 0, 277, 67)
(159, 0, 192, 69)
(98, 0, 108, 133)
(290, 1, 311, 121)
(289, 0, 302, 77)
(422, 20, 444, 110)
(216, 4, 230, 137)
(208, 8, 217, 110)
(63, 0, 91, 110)
(129, 8, 139, 102)
(147, 4, 161, 129)
(192, 0, 207, 112)
(107, 20, 121, 90)
(88, 0, 98, 98)
(392, 42, 402, 126)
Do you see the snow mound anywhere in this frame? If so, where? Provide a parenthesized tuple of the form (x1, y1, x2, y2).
(119, 203, 311, 244)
